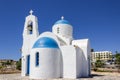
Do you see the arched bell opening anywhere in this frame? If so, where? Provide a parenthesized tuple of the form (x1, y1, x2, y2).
(27, 21, 33, 34)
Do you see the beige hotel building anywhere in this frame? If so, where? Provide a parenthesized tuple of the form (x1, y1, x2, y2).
(91, 51, 112, 62)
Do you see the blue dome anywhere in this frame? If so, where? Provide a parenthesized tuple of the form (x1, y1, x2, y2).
(55, 19, 70, 25)
(32, 37, 59, 48)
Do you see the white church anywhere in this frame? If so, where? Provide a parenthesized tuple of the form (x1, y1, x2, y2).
(21, 10, 91, 79)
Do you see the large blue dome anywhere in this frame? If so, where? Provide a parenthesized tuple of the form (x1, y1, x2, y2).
(55, 19, 70, 25)
(32, 37, 59, 48)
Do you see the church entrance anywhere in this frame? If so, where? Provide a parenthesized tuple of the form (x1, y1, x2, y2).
(26, 55, 30, 75)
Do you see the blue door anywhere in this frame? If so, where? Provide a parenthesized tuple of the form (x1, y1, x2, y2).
(26, 55, 30, 75)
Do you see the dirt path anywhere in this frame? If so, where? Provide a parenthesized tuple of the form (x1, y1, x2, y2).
(0, 71, 120, 80)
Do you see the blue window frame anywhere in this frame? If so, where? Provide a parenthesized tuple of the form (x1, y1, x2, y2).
(36, 52, 39, 66)
(27, 55, 30, 75)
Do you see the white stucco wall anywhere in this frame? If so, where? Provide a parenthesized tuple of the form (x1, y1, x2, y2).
(60, 45, 77, 78)
(60, 45, 86, 78)
(22, 14, 39, 76)
(52, 24, 73, 45)
(76, 47, 83, 78)
(30, 48, 61, 79)
(52, 24, 73, 39)
(72, 39, 91, 77)
(21, 54, 26, 76)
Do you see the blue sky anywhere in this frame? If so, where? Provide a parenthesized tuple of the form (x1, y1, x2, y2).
(0, 0, 120, 60)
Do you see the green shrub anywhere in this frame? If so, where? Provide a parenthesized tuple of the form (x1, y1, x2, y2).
(16, 58, 21, 70)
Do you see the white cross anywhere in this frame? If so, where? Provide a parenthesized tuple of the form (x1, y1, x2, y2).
(30, 10, 33, 15)
(61, 16, 64, 20)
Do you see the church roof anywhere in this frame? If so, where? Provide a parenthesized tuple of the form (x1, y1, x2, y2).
(54, 16, 71, 25)
(32, 37, 59, 48)
(55, 19, 70, 25)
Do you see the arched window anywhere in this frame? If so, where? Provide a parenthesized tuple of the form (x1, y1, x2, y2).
(35, 52, 39, 66)
(57, 27, 60, 34)
(27, 21, 33, 34)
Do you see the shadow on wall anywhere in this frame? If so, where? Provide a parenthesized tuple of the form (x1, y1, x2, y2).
(60, 50, 63, 78)
(76, 47, 88, 78)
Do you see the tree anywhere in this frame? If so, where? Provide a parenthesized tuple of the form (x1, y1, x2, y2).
(115, 52, 120, 72)
(0, 66, 4, 73)
(16, 58, 21, 70)
(6, 60, 12, 65)
(115, 52, 120, 65)
(0, 66, 3, 70)
(95, 60, 104, 68)
(91, 48, 94, 52)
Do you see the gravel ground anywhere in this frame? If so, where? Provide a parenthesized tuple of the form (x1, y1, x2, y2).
(0, 72, 120, 80)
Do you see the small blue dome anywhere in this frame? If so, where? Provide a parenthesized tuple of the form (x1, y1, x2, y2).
(32, 37, 59, 48)
(55, 19, 70, 25)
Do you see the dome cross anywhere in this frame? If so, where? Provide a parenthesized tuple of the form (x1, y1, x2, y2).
(61, 16, 64, 20)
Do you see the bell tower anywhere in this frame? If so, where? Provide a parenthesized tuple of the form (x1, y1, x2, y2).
(23, 10, 39, 38)
(22, 10, 39, 50)
(21, 10, 39, 76)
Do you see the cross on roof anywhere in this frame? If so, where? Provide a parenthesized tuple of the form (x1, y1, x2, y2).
(61, 16, 64, 20)
(30, 10, 33, 15)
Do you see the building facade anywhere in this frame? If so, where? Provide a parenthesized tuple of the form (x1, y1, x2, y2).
(21, 10, 91, 79)
(91, 51, 112, 62)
